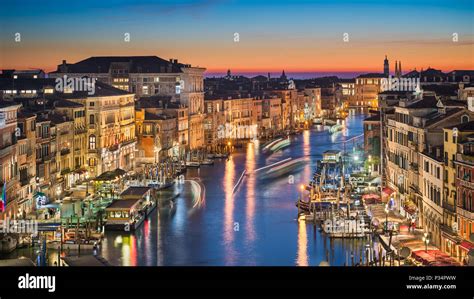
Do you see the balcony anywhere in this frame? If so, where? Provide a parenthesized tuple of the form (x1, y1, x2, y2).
(0, 144, 13, 158)
(409, 162, 419, 172)
(408, 141, 418, 151)
(457, 152, 474, 165)
(456, 205, 474, 220)
(443, 202, 457, 213)
(60, 148, 71, 156)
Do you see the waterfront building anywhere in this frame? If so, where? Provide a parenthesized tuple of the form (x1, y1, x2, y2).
(222, 97, 257, 142)
(269, 89, 298, 130)
(454, 132, 474, 263)
(50, 114, 75, 198)
(53, 99, 87, 187)
(0, 102, 22, 220)
(65, 82, 137, 177)
(339, 79, 356, 108)
(50, 56, 206, 151)
(16, 111, 37, 218)
(262, 96, 283, 138)
(355, 73, 385, 108)
(385, 94, 474, 226)
(135, 107, 177, 164)
(204, 97, 225, 152)
(420, 147, 445, 247)
(303, 87, 321, 118)
(363, 112, 381, 174)
(442, 121, 474, 261)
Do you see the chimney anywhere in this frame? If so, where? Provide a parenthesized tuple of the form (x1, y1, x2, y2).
(173, 59, 178, 64)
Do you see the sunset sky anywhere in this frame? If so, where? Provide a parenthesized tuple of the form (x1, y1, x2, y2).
(0, 0, 473, 76)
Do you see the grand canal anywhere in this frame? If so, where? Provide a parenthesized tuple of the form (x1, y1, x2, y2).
(100, 111, 369, 266)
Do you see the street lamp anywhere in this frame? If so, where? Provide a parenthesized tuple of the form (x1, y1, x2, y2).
(85, 172, 90, 196)
(422, 232, 430, 252)
(300, 184, 305, 200)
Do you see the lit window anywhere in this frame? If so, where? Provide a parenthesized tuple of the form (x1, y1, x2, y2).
(89, 135, 96, 149)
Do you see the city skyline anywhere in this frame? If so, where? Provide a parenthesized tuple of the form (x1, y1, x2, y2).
(1, 0, 473, 73)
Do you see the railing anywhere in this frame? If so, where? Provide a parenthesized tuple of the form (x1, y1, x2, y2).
(443, 202, 457, 213)
(60, 148, 71, 156)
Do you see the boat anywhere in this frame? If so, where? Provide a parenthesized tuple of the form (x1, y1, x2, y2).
(263, 137, 290, 154)
(323, 119, 337, 126)
(260, 157, 309, 180)
(186, 161, 201, 168)
(214, 153, 229, 159)
(207, 154, 215, 159)
(330, 124, 343, 134)
(201, 159, 214, 166)
(313, 118, 323, 125)
(262, 137, 284, 153)
(105, 187, 156, 231)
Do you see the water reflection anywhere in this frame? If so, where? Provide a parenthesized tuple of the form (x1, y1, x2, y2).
(296, 219, 308, 266)
(97, 112, 368, 266)
(223, 155, 236, 265)
(245, 142, 256, 247)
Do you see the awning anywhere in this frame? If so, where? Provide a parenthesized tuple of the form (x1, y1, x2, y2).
(382, 187, 394, 196)
(411, 250, 460, 266)
(36, 203, 60, 209)
(94, 168, 127, 181)
(369, 177, 381, 185)
(404, 200, 418, 215)
(460, 241, 474, 251)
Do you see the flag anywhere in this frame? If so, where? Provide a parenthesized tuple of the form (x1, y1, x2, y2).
(0, 180, 6, 213)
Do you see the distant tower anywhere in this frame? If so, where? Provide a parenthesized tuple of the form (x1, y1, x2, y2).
(226, 69, 231, 78)
(383, 55, 389, 77)
(394, 60, 398, 77)
(268, 72, 271, 81)
(280, 70, 287, 81)
(398, 61, 402, 77)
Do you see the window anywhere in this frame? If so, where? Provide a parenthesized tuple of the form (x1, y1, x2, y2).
(89, 114, 95, 125)
(462, 115, 469, 123)
(89, 158, 97, 166)
(444, 132, 448, 142)
(89, 135, 96, 150)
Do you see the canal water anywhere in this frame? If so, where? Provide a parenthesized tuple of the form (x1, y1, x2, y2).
(100, 111, 369, 266)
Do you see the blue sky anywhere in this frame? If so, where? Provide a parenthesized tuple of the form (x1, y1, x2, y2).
(1, 0, 473, 72)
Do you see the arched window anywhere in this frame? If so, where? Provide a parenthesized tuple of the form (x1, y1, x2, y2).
(461, 115, 469, 123)
(89, 135, 96, 150)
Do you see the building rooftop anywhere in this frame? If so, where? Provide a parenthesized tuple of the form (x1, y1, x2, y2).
(446, 120, 474, 131)
(120, 186, 151, 197)
(106, 198, 140, 210)
(357, 73, 386, 78)
(51, 56, 193, 74)
(405, 95, 438, 109)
